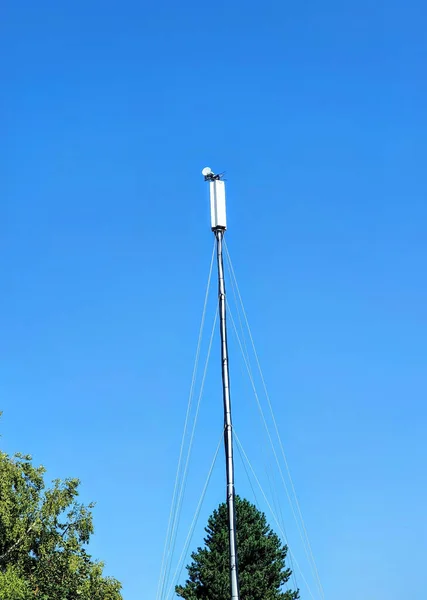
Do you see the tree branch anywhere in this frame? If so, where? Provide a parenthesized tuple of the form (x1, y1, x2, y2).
(0, 522, 35, 561)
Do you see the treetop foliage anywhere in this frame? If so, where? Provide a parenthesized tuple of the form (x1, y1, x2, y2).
(176, 496, 299, 600)
(0, 421, 122, 600)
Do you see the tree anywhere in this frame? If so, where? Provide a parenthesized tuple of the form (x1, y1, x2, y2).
(0, 444, 122, 600)
(176, 496, 299, 600)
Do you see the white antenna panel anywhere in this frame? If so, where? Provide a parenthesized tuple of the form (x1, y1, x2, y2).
(210, 179, 227, 230)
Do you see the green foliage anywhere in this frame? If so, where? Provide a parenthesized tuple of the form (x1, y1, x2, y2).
(0, 446, 122, 600)
(176, 497, 299, 600)
(0, 565, 31, 600)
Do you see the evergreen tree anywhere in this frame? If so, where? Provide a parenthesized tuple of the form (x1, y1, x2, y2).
(176, 496, 299, 600)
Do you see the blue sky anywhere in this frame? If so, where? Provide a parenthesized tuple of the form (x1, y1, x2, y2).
(1, 1, 426, 599)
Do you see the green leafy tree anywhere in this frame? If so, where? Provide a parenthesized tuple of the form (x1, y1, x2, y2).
(0, 441, 122, 600)
(176, 496, 299, 600)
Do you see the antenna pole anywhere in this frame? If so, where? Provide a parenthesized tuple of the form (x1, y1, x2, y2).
(203, 167, 240, 600)
(215, 228, 240, 600)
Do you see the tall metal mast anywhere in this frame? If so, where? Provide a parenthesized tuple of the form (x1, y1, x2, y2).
(202, 167, 240, 600)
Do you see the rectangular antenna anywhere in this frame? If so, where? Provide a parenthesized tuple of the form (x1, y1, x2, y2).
(210, 179, 227, 231)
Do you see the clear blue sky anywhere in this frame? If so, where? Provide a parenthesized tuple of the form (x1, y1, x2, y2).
(1, 1, 426, 599)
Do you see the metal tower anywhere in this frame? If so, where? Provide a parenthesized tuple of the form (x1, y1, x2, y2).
(203, 167, 240, 600)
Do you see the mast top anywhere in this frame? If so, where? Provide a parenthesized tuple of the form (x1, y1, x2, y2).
(202, 167, 227, 232)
